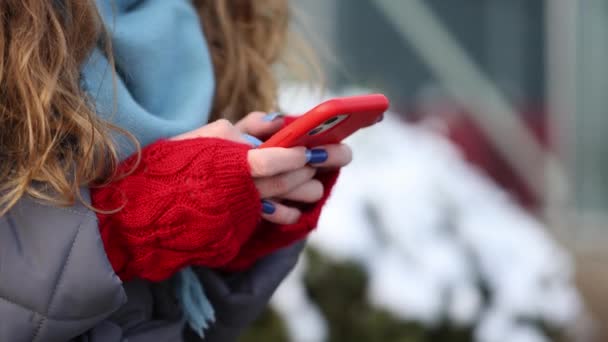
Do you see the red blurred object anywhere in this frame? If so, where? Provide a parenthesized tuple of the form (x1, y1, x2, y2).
(413, 107, 549, 211)
(261, 94, 388, 148)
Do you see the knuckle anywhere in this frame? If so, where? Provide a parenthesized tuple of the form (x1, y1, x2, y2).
(303, 166, 316, 178)
(269, 175, 289, 194)
(250, 156, 273, 176)
(204, 121, 230, 139)
(216, 119, 233, 132)
(214, 119, 234, 134)
(216, 118, 232, 127)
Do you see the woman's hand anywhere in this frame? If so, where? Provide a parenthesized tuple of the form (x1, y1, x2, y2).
(172, 112, 352, 225)
(237, 112, 352, 223)
(93, 112, 350, 280)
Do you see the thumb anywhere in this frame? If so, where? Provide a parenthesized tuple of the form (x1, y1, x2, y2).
(235, 111, 285, 139)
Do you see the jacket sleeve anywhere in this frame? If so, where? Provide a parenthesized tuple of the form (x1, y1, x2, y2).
(187, 240, 306, 342)
(0, 190, 126, 342)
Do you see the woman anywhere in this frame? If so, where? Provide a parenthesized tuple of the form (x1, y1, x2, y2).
(0, 0, 351, 341)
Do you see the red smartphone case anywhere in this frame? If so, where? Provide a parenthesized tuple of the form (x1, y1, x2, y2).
(260, 94, 389, 148)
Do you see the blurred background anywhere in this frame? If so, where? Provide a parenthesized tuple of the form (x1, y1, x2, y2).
(243, 1, 608, 341)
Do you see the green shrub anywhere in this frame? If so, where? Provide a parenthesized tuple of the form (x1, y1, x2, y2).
(241, 248, 474, 342)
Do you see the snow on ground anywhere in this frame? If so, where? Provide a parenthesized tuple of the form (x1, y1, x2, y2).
(270, 85, 584, 342)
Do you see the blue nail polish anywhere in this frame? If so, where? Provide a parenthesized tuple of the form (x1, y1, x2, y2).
(262, 112, 283, 122)
(242, 133, 263, 147)
(306, 149, 328, 163)
(262, 200, 276, 214)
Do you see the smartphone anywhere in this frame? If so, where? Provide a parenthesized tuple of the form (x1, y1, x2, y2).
(260, 94, 389, 148)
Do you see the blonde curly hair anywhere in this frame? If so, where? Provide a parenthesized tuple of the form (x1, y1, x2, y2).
(0, 0, 293, 215)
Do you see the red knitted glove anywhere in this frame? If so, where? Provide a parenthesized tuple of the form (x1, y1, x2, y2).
(91, 138, 261, 282)
(220, 115, 341, 271)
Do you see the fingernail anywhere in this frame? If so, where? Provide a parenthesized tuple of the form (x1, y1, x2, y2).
(376, 114, 384, 123)
(262, 112, 283, 122)
(242, 133, 263, 147)
(306, 149, 328, 163)
(262, 200, 276, 214)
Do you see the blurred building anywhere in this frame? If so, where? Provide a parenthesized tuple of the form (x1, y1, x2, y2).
(292, 0, 608, 339)
(293, 0, 608, 244)
(297, 0, 544, 111)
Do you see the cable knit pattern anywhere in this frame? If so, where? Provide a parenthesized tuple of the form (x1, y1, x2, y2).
(91, 138, 261, 282)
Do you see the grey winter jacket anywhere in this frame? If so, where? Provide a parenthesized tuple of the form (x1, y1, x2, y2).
(0, 189, 304, 342)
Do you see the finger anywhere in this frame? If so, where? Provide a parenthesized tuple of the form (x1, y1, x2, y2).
(242, 134, 263, 147)
(308, 144, 352, 169)
(248, 147, 308, 177)
(254, 167, 316, 198)
(171, 119, 248, 144)
(261, 200, 301, 225)
(235, 111, 285, 139)
(279, 179, 324, 203)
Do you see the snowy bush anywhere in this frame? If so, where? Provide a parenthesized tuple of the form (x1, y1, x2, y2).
(267, 86, 584, 342)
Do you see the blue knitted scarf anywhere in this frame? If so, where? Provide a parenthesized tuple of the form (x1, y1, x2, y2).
(83, 0, 217, 337)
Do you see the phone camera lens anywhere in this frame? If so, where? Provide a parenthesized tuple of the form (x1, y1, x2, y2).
(324, 117, 339, 125)
(308, 126, 324, 136)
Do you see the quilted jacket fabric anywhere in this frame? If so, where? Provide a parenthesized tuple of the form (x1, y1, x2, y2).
(0, 190, 305, 341)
